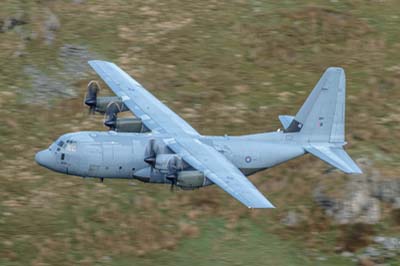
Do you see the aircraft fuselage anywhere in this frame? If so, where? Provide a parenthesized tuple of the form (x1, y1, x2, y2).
(35, 131, 305, 188)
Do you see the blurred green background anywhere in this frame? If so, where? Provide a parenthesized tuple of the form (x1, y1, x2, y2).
(1, 0, 399, 265)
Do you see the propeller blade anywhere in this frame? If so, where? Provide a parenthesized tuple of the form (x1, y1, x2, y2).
(84, 81, 100, 115)
(144, 139, 156, 165)
(166, 156, 180, 192)
(144, 157, 156, 165)
(104, 101, 122, 130)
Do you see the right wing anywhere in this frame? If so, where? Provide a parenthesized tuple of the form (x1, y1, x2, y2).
(164, 137, 275, 209)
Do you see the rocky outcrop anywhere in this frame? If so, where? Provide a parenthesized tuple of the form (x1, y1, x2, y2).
(1, 17, 27, 33)
(313, 177, 381, 225)
(22, 44, 99, 105)
(357, 236, 400, 265)
(313, 159, 400, 225)
(281, 210, 303, 227)
(43, 10, 60, 45)
(23, 66, 77, 104)
(371, 180, 400, 206)
(59, 45, 97, 78)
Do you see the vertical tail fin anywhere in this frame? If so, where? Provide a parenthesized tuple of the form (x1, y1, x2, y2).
(286, 67, 345, 143)
(284, 67, 362, 174)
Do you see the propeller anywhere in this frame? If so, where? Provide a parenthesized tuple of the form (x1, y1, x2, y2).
(84, 81, 100, 114)
(144, 139, 156, 166)
(104, 101, 123, 130)
(166, 156, 181, 191)
(143, 141, 182, 191)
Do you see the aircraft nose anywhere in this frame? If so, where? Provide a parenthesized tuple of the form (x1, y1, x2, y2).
(35, 149, 54, 168)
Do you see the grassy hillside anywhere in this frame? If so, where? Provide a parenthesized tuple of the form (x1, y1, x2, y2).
(1, 0, 400, 265)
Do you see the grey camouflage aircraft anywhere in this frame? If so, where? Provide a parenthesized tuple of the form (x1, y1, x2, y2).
(35, 61, 362, 208)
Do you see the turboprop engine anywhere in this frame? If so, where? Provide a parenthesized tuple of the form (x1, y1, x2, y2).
(84, 81, 148, 132)
(84, 81, 129, 114)
(153, 154, 205, 189)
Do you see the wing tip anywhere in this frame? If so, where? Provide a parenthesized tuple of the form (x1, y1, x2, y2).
(326, 66, 345, 73)
(247, 203, 276, 209)
(88, 60, 113, 66)
(345, 166, 363, 175)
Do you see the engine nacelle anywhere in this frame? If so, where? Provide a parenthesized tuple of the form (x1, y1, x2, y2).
(115, 117, 149, 133)
(176, 171, 205, 189)
(96, 97, 128, 114)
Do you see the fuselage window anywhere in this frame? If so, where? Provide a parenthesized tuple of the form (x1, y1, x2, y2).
(61, 153, 65, 160)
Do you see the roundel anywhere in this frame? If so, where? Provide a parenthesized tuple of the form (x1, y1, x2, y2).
(245, 156, 252, 163)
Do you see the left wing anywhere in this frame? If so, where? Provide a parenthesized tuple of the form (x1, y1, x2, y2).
(165, 137, 275, 208)
(88, 60, 199, 136)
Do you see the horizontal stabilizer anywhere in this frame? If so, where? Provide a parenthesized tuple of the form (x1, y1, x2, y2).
(305, 145, 362, 174)
(279, 115, 294, 130)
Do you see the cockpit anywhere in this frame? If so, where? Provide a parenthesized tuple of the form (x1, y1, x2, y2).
(36, 133, 83, 174)
(55, 139, 77, 152)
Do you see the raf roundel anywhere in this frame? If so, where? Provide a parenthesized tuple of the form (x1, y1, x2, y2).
(245, 156, 252, 163)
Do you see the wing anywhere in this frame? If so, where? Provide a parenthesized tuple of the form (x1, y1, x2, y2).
(88, 60, 199, 136)
(164, 137, 275, 209)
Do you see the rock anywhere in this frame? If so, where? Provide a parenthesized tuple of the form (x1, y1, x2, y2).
(281, 210, 300, 227)
(358, 255, 375, 266)
(22, 44, 99, 104)
(393, 197, 400, 209)
(359, 198, 381, 224)
(373, 236, 386, 244)
(59, 44, 97, 77)
(313, 187, 336, 210)
(1, 17, 27, 32)
(43, 10, 60, 45)
(101, 256, 111, 261)
(23, 66, 77, 104)
(363, 236, 400, 263)
(381, 237, 400, 251)
(315, 185, 381, 225)
(383, 252, 396, 259)
(364, 247, 381, 258)
(341, 251, 354, 257)
(313, 162, 383, 224)
(372, 180, 400, 204)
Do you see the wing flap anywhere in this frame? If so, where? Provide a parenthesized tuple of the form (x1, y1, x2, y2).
(165, 138, 275, 208)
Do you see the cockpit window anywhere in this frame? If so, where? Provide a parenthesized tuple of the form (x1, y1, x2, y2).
(65, 141, 77, 152)
(57, 140, 65, 147)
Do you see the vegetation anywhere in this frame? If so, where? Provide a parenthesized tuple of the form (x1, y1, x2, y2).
(1, 0, 399, 265)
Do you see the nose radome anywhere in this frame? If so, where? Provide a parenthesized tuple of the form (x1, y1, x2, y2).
(35, 150, 53, 168)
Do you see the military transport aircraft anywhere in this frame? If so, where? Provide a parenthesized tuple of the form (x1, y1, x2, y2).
(35, 61, 362, 208)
